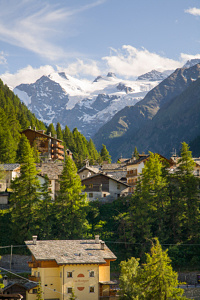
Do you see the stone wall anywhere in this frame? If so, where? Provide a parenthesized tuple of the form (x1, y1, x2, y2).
(178, 271, 200, 285)
(183, 287, 200, 299)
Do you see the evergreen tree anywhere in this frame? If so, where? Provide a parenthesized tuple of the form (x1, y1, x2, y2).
(87, 139, 100, 165)
(119, 257, 141, 299)
(56, 122, 63, 140)
(46, 123, 56, 137)
(36, 175, 53, 239)
(134, 146, 139, 159)
(175, 142, 200, 242)
(140, 238, 186, 300)
(10, 135, 41, 243)
(54, 156, 88, 239)
(100, 144, 111, 163)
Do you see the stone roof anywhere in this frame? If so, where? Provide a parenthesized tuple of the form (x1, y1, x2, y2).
(36, 162, 63, 180)
(82, 173, 129, 187)
(0, 164, 20, 171)
(78, 165, 100, 174)
(101, 163, 126, 171)
(25, 238, 116, 265)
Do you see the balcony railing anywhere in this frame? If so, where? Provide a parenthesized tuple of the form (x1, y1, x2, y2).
(28, 275, 41, 282)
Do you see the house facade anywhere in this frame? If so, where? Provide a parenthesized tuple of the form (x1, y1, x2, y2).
(25, 236, 117, 300)
(36, 161, 64, 200)
(0, 164, 20, 208)
(82, 173, 129, 201)
(22, 127, 65, 161)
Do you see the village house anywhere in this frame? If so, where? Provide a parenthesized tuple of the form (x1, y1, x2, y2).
(21, 127, 65, 161)
(81, 173, 129, 202)
(78, 161, 100, 180)
(25, 235, 117, 300)
(36, 161, 64, 200)
(126, 153, 174, 193)
(0, 164, 20, 208)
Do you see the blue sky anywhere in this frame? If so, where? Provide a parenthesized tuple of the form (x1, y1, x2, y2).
(0, 0, 200, 87)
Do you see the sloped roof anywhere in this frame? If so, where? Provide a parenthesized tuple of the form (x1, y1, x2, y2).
(0, 164, 20, 171)
(82, 173, 129, 187)
(78, 165, 100, 174)
(25, 239, 116, 265)
(36, 162, 63, 180)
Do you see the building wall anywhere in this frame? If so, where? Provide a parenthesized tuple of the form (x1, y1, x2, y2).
(28, 264, 101, 300)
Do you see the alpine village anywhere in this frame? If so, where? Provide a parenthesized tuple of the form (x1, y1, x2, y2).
(1, 54, 200, 300)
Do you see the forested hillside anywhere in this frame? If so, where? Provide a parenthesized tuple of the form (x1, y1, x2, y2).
(0, 79, 106, 166)
(0, 79, 46, 163)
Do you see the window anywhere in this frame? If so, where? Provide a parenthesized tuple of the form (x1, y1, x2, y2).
(67, 272, 73, 278)
(82, 175, 85, 179)
(117, 183, 120, 190)
(103, 194, 106, 197)
(89, 193, 93, 198)
(67, 287, 72, 294)
(89, 286, 95, 293)
(32, 289, 37, 294)
(89, 184, 93, 188)
(89, 271, 94, 277)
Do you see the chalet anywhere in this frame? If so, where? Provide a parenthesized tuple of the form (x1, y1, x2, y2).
(25, 235, 117, 300)
(78, 161, 100, 180)
(101, 163, 127, 183)
(21, 127, 64, 161)
(126, 153, 174, 193)
(82, 173, 129, 201)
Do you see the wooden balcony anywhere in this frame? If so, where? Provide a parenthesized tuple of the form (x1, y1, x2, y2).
(28, 261, 39, 268)
(28, 275, 41, 282)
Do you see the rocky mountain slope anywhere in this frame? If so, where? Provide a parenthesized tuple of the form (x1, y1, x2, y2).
(93, 63, 200, 160)
(13, 71, 169, 139)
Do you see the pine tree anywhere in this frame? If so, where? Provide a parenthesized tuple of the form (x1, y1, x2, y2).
(119, 257, 141, 299)
(100, 144, 111, 163)
(46, 123, 56, 137)
(56, 122, 63, 140)
(134, 146, 139, 159)
(37, 175, 53, 239)
(10, 135, 41, 243)
(140, 238, 186, 300)
(54, 156, 88, 239)
(175, 142, 200, 242)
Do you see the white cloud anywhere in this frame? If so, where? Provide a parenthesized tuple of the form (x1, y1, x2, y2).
(185, 7, 200, 16)
(180, 53, 200, 61)
(0, 65, 55, 88)
(58, 59, 101, 77)
(0, 0, 106, 61)
(0, 51, 7, 65)
(102, 46, 183, 78)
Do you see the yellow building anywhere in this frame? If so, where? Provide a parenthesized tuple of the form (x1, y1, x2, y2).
(25, 236, 117, 300)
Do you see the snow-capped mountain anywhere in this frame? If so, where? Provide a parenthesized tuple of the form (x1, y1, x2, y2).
(14, 71, 164, 139)
(137, 69, 173, 81)
(183, 59, 200, 69)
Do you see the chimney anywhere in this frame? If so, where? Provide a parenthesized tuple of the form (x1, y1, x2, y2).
(32, 235, 37, 245)
(3, 275, 8, 287)
(49, 132, 51, 137)
(28, 126, 31, 129)
(95, 235, 100, 244)
(100, 241, 105, 250)
(34, 127, 36, 131)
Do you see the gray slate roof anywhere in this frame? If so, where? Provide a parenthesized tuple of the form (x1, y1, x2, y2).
(0, 164, 20, 171)
(36, 162, 63, 180)
(25, 239, 116, 265)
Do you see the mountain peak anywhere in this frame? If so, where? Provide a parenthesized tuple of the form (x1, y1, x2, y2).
(107, 72, 116, 78)
(183, 58, 200, 69)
